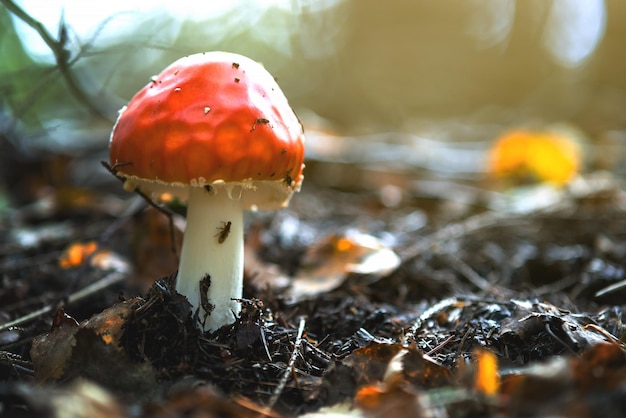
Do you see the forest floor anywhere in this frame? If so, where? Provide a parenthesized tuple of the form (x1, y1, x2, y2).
(1, 155, 626, 418)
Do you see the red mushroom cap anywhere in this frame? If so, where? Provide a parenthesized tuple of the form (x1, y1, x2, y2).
(109, 51, 305, 210)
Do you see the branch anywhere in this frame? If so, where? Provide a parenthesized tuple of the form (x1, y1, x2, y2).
(0, 271, 127, 333)
(267, 317, 306, 409)
(1, 0, 109, 119)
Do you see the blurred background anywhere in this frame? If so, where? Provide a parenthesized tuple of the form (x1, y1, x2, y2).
(1, 0, 625, 207)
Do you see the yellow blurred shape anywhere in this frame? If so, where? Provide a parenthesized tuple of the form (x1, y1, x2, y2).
(334, 236, 355, 253)
(489, 129, 581, 185)
(474, 348, 500, 396)
(159, 192, 174, 203)
(59, 241, 98, 269)
(95, 315, 125, 345)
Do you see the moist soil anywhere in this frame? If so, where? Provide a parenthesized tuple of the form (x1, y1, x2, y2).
(1, 167, 626, 417)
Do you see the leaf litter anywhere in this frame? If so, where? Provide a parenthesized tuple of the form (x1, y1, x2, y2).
(1, 158, 626, 417)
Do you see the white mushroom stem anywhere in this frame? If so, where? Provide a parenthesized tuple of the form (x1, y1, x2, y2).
(175, 186, 244, 332)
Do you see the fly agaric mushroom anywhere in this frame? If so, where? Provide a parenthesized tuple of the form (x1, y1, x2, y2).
(109, 51, 305, 332)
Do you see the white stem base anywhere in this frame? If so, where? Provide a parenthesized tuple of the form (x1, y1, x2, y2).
(175, 187, 244, 332)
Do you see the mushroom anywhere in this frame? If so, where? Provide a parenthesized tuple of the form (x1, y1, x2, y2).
(109, 51, 305, 332)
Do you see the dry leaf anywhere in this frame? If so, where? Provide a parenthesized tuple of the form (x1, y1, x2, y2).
(474, 348, 500, 396)
(59, 241, 98, 268)
(489, 128, 581, 185)
(288, 230, 400, 301)
(31, 309, 79, 382)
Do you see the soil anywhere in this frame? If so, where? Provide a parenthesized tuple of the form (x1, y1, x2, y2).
(1, 160, 626, 418)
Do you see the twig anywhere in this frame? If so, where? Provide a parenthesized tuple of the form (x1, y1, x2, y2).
(403, 297, 459, 346)
(595, 278, 626, 298)
(1, 0, 108, 118)
(267, 317, 306, 410)
(0, 271, 127, 333)
(544, 322, 578, 356)
(101, 161, 179, 260)
(259, 326, 273, 362)
(0, 351, 33, 376)
(583, 323, 623, 346)
(425, 334, 456, 357)
(399, 211, 524, 265)
(438, 250, 499, 293)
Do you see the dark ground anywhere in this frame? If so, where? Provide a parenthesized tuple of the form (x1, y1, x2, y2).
(1, 153, 626, 418)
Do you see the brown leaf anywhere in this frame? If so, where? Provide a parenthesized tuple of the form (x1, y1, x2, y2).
(575, 342, 626, 392)
(287, 230, 400, 301)
(398, 346, 454, 389)
(145, 385, 281, 418)
(500, 343, 626, 417)
(31, 309, 79, 382)
(30, 299, 159, 400)
(82, 298, 141, 346)
(343, 342, 405, 387)
(63, 327, 160, 401)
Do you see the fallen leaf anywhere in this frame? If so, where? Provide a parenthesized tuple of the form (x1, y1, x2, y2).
(287, 230, 400, 301)
(59, 241, 98, 268)
(489, 128, 581, 185)
(474, 348, 500, 396)
(31, 309, 79, 382)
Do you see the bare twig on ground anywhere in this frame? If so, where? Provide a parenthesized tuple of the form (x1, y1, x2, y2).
(400, 211, 516, 264)
(0, 270, 127, 333)
(267, 317, 306, 410)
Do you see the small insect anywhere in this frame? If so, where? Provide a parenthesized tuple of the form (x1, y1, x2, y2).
(204, 185, 213, 193)
(250, 117, 270, 132)
(199, 274, 214, 326)
(215, 221, 232, 244)
(283, 171, 293, 187)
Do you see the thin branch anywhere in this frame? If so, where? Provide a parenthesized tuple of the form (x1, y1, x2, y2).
(101, 161, 180, 261)
(398, 211, 528, 268)
(438, 250, 503, 293)
(403, 297, 460, 346)
(267, 317, 306, 409)
(0, 271, 127, 333)
(595, 278, 626, 298)
(0, 351, 33, 376)
(259, 325, 273, 362)
(1, 0, 108, 118)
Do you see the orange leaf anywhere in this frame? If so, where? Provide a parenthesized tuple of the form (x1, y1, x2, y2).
(355, 385, 386, 409)
(474, 348, 500, 396)
(489, 129, 580, 185)
(59, 241, 98, 268)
